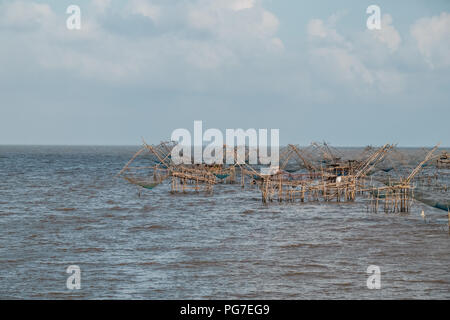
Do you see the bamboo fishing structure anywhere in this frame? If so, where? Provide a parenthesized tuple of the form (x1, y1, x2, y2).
(254, 144, 394, 204)
(170, 166, 216, 193)
(117, 140, 448, 219)
(367, 144, 441, 213)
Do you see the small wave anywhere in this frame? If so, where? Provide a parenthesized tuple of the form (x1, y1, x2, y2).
(102, 213, 115, 218)
(139, 205, 157, 212)
(396, 279, 447, 285)
(55, 207, 76, 212)
(334, 282, 353, 287)
(0, 212, 15, 216)
(137, 261, 158, 266)
(0, 259, 24, 264)
(283, 271, 307, 277)
(109, 206, 128, 211)
(129, 225, 166, 231)
(280, 243, 307, 248)
(283, 271, 335, 279)
(74, 247, 105, 253)
(230, 293, 260, 299)
(171, 260, 222, 268)
(280, 243, 339, 249)
(302, 264, 329, 269)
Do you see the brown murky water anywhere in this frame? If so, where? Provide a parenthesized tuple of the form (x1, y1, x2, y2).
(0, 146, 448, 299)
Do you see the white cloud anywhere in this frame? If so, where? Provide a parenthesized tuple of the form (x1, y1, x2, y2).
(307, 17, 367, 83)
(0, 0, 284, 82)
(307, 19, 345, 44)
(229, 0, 255, 11)
(411, 12, 450, 69)
(128, 0, 161, 23)
(370, 14, 401, 52)
(260, 10, 279, 36)
(187, 0, 280, 39)
(0, 1, 424, 99)
(187, 8, 217, 29)
(185, 0, 283, 58)
(306, 14, 405, 94)
(310, 47, 374, 85)
(92, 0, 112, 13)
(270, 37, 284, 51)
(0, 0, 54, 29)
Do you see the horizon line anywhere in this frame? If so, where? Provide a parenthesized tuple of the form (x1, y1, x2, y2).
(0, 143, 448, 149)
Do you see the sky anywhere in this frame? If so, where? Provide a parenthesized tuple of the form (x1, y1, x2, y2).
(0, 0, 449, 146)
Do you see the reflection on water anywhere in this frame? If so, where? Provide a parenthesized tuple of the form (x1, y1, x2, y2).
(0, 146, 448, 299)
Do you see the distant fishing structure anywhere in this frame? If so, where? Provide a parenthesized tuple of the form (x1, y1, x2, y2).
(117, 141, 449, 217)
